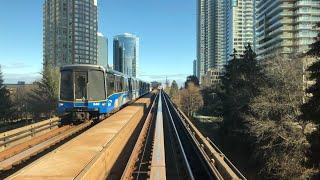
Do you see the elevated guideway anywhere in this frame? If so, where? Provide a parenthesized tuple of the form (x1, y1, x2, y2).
(3, 90, 246, 180)
(8, 93, 155, 179)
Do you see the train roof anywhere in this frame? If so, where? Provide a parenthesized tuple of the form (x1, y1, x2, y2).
(60, 64, 106, 71)
(105, 68, 130, 78)
(60, 64, 149, 84)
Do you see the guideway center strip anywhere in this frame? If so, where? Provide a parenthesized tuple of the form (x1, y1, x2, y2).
(150, 91, 166, 180)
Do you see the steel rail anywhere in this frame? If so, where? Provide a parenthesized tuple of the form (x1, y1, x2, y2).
(161, 91, 195, 180)
(163, 93, 223, 179)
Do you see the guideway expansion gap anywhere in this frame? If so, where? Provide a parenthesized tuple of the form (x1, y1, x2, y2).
(150, 91, 166, 180)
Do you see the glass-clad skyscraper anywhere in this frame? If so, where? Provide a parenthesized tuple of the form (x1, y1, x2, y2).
(113, 33, 139, 77)
(43, 0, 98, 67)
(97, 32, 108, 68)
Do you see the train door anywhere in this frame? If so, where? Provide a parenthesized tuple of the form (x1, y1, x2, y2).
(74, 71, 88, 102)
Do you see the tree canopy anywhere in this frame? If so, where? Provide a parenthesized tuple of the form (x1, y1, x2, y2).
(0, 65, 12, 121)
(185, 75, 199, 88)
(169, 80, 179, 97)
(221, 44, 265, 130)
(301, 22, 320, 124)
(179, 82, 203, 116)
(28, 64, 59, 118)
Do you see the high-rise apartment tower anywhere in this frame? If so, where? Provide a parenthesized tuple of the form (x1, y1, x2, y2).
(197, 0, 228, 82)
(43, 0, 98, 67)
(256, 0, 320, 60)
(227, 0, 255, 57)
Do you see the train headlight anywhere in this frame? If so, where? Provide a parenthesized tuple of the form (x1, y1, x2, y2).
(93, 102, 100, 106)
(102, 103, 106, 106)
(59, 103, 64, 107)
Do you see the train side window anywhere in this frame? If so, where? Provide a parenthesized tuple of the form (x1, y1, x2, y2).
(120, 76, 124, 92)
(115, 76, 119, 92)
(88, 70, 106, 100)
(123, 77, 126, 91)
(137, 81, 139, 90)
(116, 75, 121, 92)
(124, 77, 128, 91)
(107, 73, 115, 96)
(137, 80, 139, 90)
(129, 78, 132, 92)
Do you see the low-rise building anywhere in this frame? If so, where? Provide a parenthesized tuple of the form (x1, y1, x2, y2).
(5, 83, 34, 96)
(201, 67, 225, 87)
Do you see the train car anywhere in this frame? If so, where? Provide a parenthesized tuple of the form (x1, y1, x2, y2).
(58, 64, 150, 122)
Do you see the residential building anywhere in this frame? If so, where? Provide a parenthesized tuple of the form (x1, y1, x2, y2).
(227, 0, 255, 58)
(201, 67, 225, 87)
(197, 0, 228, 83)
(5, 83, 34, 96)
(97, 32, 108, 68)
(43, 0, 98, 67)
(113, 33, 139, 77)
(256, 0, 320, 60)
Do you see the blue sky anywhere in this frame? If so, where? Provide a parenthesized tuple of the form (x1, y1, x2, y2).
(0, 0, 196, 85)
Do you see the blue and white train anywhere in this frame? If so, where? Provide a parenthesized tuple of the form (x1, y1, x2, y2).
(57, 64, 150, 122)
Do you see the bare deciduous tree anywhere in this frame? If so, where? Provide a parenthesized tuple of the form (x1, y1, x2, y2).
(178, 82, 203, 117)
(244, 55, 315, 179)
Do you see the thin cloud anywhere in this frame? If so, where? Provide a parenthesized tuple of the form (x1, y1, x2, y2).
(1, 61, 31, 69)
(139, 73, 190, 79)
(3, 72, 41, 84)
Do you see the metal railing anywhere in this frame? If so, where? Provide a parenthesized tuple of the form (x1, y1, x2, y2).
(164, 93, 246, 180)
(0, 117, 60, 151)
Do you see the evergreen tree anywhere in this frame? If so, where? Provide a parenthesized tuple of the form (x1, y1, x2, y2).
(169, 80, 179, 97)
(185, 75, 199, 88)
(300, 23, 320, 175)
(221, 45, 265, 131)
(199, 84, 224, 117)
(0, 65, 12, 122)
(28, 63, 59, 118)
(301, 22, 320, 123)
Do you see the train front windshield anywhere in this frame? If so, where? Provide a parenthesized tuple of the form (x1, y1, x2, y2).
(60, 69, 106, 101)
